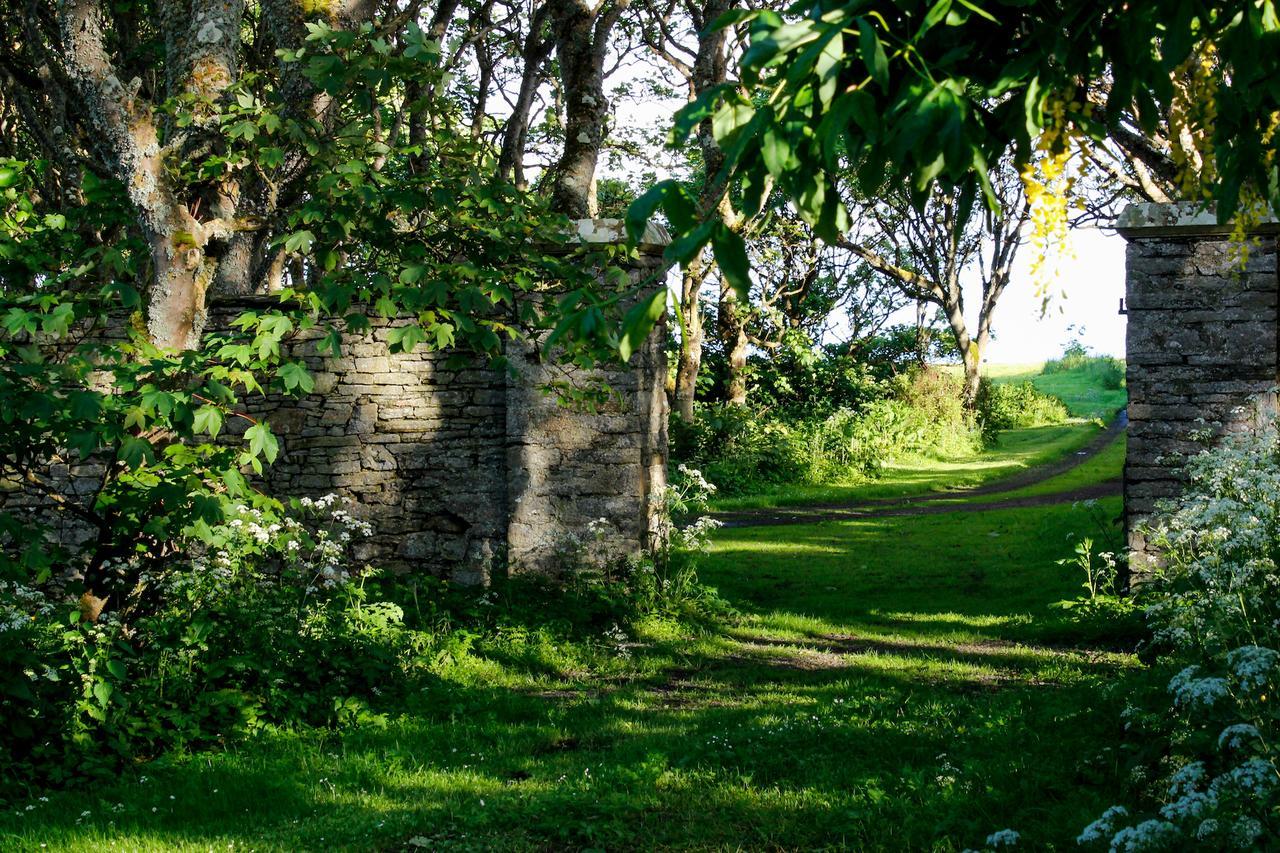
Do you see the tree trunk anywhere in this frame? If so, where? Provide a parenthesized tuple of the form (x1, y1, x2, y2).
(960, 342, 982, 410)
(674, 261, 709, 421)
(548, 1, 627, 218)
(937, 294, 980, 409)
(914, 299, 928, 366)
(497, 5, 554, 188)
(148, 233, 216, 351)
(719, 276, 749, 406)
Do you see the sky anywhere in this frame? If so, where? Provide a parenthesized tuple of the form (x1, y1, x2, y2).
(943, 226, 1127, 365)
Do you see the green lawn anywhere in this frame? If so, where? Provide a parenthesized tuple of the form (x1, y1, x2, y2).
(713, 420, 1110, 511)
(2, 440, 1144, 852)
(935, 360, 1127, 421)
(989, 365, 1127, 422)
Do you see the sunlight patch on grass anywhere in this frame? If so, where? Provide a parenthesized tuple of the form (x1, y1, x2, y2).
(713, 420, 1109, 510)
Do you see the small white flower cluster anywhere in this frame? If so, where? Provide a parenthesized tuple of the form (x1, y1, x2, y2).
(1168, 665, 1230, 708)
(0, 579, 55, 633)
(1108, 818, 1179, 851)
(675, 463, 716, 496)
(1226, 645, 1278, 692)
(670, 514, 722, 554)
(654, 465, 721, 554)
(180, 494, 375, 596)
(984, 828, 1020, 848)
(603, 622, 631, 659)
(1078, 426, 1280, 850)
(1077, 805, 1129, 844)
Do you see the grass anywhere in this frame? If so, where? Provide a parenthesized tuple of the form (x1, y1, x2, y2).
(1, 448, 1145, 851)
(990, 365, 1127, 422)
(711, 358, 1129, 513)
(935, 359, 1127, 420)
(2, 360, 1141, 851)
(712, 420, 1110, 511)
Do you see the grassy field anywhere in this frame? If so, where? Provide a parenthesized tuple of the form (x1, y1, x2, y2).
(714, 359, 1128, 512)
(712, 420, 1110, 511)
(981, 362, 1127, 421)
(0, 404, 1145, 852)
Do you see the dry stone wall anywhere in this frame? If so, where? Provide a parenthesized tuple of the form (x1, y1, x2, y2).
(239, 220, 669, 583)
(1117, 202, 1280, 576)
(6, 219, 670, 585)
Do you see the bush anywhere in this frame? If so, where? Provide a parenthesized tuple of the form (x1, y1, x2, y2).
(1077, 428, 1280, 850)
(975, 378, 1070, 439)
(747, 330, 884, 419)
(672, 368, 983, 494)
(1042, 340, 1093, 373)
(670, 403, 812, 494)
(0, 486, 727, 795)
(1, 497, 431, 787)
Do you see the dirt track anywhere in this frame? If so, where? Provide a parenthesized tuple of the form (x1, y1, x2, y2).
(711, 410, 1126, 529)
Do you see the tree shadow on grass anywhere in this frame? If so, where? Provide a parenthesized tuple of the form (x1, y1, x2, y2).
(2, 621, 1137, 851)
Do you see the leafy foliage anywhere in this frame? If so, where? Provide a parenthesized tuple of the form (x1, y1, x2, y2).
(673, 367, 984, 495)
(0, 21, 647, 617)
(975, 377, 1069, 439)
(1043, 342, 1126, 391)
(1079, 427, 1280, 849)
(635, 1, 1280, 290)
(0, 487, 726, 792)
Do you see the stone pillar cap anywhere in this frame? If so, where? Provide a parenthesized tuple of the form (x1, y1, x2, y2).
(1115, 201, 1280, 238)
(569, 218, 671, 254)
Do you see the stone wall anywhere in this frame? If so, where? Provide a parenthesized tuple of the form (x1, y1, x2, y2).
(1117, 202, 1280, 576)
(5, 219, 670, 584)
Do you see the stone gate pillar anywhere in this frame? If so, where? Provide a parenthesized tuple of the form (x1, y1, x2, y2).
(503, 219, 671, 575)
(1116, 202, 1280, 578)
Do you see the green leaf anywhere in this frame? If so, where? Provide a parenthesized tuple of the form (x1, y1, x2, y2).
(954, 0, 998, 23)
(711, 224, 752, 303)
(117, 436, 153, 469)
(626, 180, 695, 242)
(618, 288, 667, 362)
(284, 230, 315, 254)
(69, 392, 101, 420)
(278, 361, 315, 393)
(193, 405, 224, 438)
(858, 20, 890, 89)
(245, 423, 279, 465)
(387, 324, 427, 353)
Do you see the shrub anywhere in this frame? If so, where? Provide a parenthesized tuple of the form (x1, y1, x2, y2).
(1042, 340, 1093, 373)
(0, 497, 430, 788)
(672, 368, 983, 494)
(975, 378, 1069, 439)
(1, 483, 729, 794)
(670, 402, 812, 494)
(1088, 355, 1126, 391)
(1077, 428, 1280, 850)
(748, 330, 885, 418)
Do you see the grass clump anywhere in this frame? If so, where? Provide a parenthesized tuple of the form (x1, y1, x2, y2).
(975, 376, 1070, 437)
(1042, 341, 1126, 390)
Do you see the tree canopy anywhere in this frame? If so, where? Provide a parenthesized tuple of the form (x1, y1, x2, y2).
(630, 0, 1280, 298)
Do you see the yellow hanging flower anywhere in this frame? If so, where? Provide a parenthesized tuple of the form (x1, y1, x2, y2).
(1021, 97, 1089, 307)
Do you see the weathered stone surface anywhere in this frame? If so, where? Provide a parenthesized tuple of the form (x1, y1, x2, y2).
(1120, 203, 1280, 579)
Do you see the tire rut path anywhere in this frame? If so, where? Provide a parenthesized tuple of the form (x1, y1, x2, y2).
(711, 410, 1126, 529)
